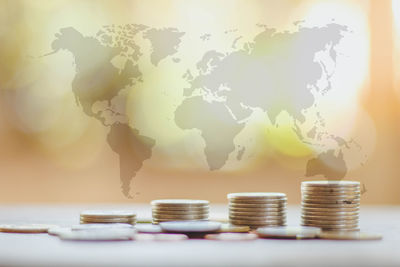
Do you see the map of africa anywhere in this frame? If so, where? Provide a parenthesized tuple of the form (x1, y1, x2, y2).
(49, 23, 362, 197)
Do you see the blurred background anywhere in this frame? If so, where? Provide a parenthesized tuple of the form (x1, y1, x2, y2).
(0, 0, 399, 204)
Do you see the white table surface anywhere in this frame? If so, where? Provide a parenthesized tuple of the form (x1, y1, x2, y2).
(0, 204, 399, 267)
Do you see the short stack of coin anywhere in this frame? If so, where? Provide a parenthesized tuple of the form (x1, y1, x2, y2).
(151, 199, 209, 223)
(228, 193, 287, 229)
(80, 210, 136, 225)
(301, 181, 360, 232)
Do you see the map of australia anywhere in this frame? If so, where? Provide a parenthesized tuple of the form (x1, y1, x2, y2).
(49, 23, 360, 197)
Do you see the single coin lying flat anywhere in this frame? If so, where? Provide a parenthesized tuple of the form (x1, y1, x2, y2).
(318, 231, 382, 240)
(159, 221, 221, 233)
(0, 224, 54, 233)
(58, 228, 136, 241)
(133, 233, 188, 241)
(72, 223, 133, 231)
(80, 210, 136, 218)
(257, 226, 321, 239)
(135, 223, 163, 233)
(205, 233, 258, 241)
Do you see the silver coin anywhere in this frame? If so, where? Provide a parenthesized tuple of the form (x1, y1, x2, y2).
(229, 203, 286, 208)
(205, 233, 258, 241)
(59, 228, 136, 241)
(151, 209, 209, 215)
(230, 211, 286, 216)
(135, 223, 163, 233)
(301, 215, 358, 221)
(301, 202, 359, 208)
(160, 221, 221, 233)
(133, 233, 188, 241)
(301, 207, 360, 212)
(229, 215, 286, 221)
(257, 226, 321, 239)
(80, 210, 136, 218)
(72, 223, 133, 231)
(153, 214, 209, 220)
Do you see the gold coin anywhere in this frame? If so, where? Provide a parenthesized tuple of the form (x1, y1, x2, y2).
(0, 224, 53, 233)
(80, 219, 136, 224)
(205, 233, 258, 241)
(152, 218, 208, 223)
(318, 231, 382, 240)
(229, 203, 286, 208)
(301, 181, 360, 187)
(228, 192, 286, 199)
(230, 219, 286, 225)
(230, 214, 286, 220)
(151, 199, 209, 206)
(301, 202, 359, 208)
(218, 224, 250, 233)
(230, 211, 286, 216)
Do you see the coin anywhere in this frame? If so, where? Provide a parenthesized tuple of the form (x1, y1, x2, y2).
(80, 210, 136, 218)
(301, 207, 360, 212)
(135, 223, 163, 233)
(318, 231, 382, 240)
(229, 203, 286, 209)
(160, 221, 221, 233)
(301, 181, 360, 187)
(302, 222, 359, 229)
(231, 221, 285, 227)
(230, 219, 286, 225)
(152, 218, 209, 223)
(302, 199, 360, 205)
(72, 223, 133, 231)
(0, 224, 53, 233)
(229, 215, 286, 221)
(227, 192, 286, 199)
(205, 233, 258, 241)
(301, 215, 358, 221)
(257, 226, 321, 239)
(302, 194, 360, 200)
(59, 229, 136, 241)
(133, 233, 188, 241)
(302, 191, 361, 197)
(48, 226, 71, 236)
(229, 211, 286, 216)
(80, 218, 136, 224)
(151, 209, 209, 215)
(151, 199, 209, 206)
(152, 214, 209, 220)
(301, 202, 360, 209)
(218, 224, 250, 233)
(301, 220, 358, 226)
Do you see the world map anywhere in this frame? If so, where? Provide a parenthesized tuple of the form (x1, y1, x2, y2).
(49, 23, 361, 197)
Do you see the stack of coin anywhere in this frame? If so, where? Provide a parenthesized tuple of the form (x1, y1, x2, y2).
(228, 193, 287, 229)
(301, 181, 360, 232)
(80, 210, 136, 225)
(151, 199, 209, 223)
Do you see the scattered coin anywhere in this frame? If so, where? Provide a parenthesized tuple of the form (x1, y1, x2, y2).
(218, 224, 250, 233)
(318, 231, 382, 240)
(159, 221, 221, 233)
(257, 226, 321, 239)
(71, 223, 133, 231)
(133, 233, 188, 241)
(58, 228, 136, 241)
(205, 233, 258, 241)
(135, 223, 163, 233)
(0, 224, 53, 233)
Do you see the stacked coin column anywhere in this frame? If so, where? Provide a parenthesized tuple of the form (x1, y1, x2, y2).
(301, 181, 360, 232)
(151, 199, 209, 224)
(228, 193, 287, 229)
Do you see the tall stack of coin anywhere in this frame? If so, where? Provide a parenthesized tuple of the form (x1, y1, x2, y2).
(301, 181, 360, 232)
(80, 210, 137, 225)
(228, 193, 287, 229)
(151, 199, 209, 223)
